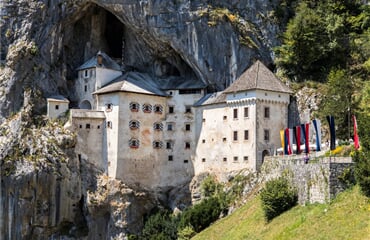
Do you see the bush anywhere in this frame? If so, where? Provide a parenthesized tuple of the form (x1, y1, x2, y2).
(140, 210, 178, 240)
(260, 177, 298, 221)
(353, 150, 370, 197)
(179, 197, 222, 232)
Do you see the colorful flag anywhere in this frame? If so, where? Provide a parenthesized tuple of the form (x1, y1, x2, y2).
(280, 130, 285, 153)
(305, 122, 310, 154)
(353, 115, 360, 150)
(326, 115, 336, 150)
(289, 128, 294, 155)
(295, 126, 301, 154)
(285, 128, 292, 155)
(312, 119, 322, 151)
(301, 124, 307, 154)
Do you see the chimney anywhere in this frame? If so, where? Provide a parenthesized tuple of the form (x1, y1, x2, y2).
(97, 51, 103, 66)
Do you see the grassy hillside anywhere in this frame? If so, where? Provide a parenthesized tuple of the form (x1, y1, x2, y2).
(193, 186, 370, 240)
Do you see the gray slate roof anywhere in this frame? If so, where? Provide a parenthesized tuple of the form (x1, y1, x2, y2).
(94, 71, 206, 96)
(224, 60, 292, 94)
(76, 51, 121, 71)
(194, 92, 226, 107)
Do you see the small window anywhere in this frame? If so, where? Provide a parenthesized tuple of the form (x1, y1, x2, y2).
(185, 124, 191, 131)
(202, 158, 206, 162)
(107, 121, 112, 129)
(143, 104, 152, 113)
(106, 103, 113, 111)
(169, 106, 174, 113)
(84, 85, 87, 92)
(154, 104, 163, 114)
(223, 116, 227, 120)
(153, 141, 163, 149)
(167, 123, 173, 131)
(153, 122, 163, 131)
(55, 105, 59, 110)
(223, 137, 227, 142)
(78, 154, 81, 161)
(234, 156, 238, 161)
(233, 108, 238, 119)
(129, 120, 140, 130)
(244, 130, 249, 140)
(185, 142, 191, 149)
(84, 70, 89, 78)
(130, 102, 139, 112)
(233, 131, 238, 141)
(184, 159, 189, 163)
(264, 107, 270, 118)
(202, 139, 206, 143)
(244, 156, 249, 161)
(264, 129, 270, 141)
(166, 141, 173, 149)
(202, 118, 206, 123)
(97, 125, 100, 129)
(129, 138, 140, 148)
(168, 155, 173, 161)
(185, 106, 192, 113)
(244, 107, 249, 118)
(86, 124, 91, 129)
(79, 124, 82, 129)
(223, 157, 227, 162)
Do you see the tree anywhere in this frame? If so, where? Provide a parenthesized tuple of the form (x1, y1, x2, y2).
(260, 177, 298, 221)
(318, 69, 358, 140)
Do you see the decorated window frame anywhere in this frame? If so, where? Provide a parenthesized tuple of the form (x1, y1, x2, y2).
(153, 122, 163, 131)
(129, 138, 140, 148)
(130, 102, 140, 112)
(142, 103, 152, 113)
(153, 140, 163, 149)
(154, 104, 163, 114)
(129, 120, 140, 130)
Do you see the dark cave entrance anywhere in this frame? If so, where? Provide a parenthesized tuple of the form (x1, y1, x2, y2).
(104, 11, 124, 59)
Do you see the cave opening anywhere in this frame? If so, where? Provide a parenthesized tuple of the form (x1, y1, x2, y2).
(104, 11, 124, 60)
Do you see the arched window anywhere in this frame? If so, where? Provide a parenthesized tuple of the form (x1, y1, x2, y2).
(142, 103, 152, 113)
(153, 122, 163, 131)
(129, 138, 140, 148)
(129, 120, 140, 130)
(153, 140, 163, 149)
(130, 102, 140, 112)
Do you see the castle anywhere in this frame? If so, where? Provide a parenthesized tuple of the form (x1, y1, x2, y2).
(47, 51, 292, 189)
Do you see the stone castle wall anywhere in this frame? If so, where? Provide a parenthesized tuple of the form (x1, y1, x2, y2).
(261, 155, 353, 204)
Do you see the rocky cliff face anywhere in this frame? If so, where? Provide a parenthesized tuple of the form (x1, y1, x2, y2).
(0, 0, 283, 118)
(0, 1, 287, 238)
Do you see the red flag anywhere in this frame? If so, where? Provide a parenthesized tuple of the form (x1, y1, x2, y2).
(285, 128, 292, 155)
(353, 115, 360, 150)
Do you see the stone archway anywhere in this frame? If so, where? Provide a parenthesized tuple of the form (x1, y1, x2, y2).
(262, 150, 270, 163)
(80, 100, 92, 110)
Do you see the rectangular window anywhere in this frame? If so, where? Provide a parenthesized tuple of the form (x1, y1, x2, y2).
(244, 107, 249, 118)
(84, 70, 89, 78)
(86, 124, 91, 129)
(233, 108, 238, 119)
(167, 123, 173, 131)
(233, 131, 238, 141)
(168, 155, 173, 161)
(185, 106, 192, 113)
(264, 107, 270, 118)
(202, 158, 206, 162)
(185, 142, 191, 149)
(264, 129, 270, 141)
(202, 139, 206, 143)
(169, 106, 174, 113)
(202, 118, 206, 123)
(223, 137, 227, 142)
(84, 85, 87, 92)
(55, 105, 59, 110)
(166, 141, 172, 149)
(223, 157, 227, 162)
(184, 159, 189, 163)
(244, 130, 249, 140)
(107, 121, 112, 129)
(223, 116, 227, 120)
(106, 103, 113, 111)
(244, 156, 249, 161)
(185, 124, 191, 131)
(233, 156, 238, 161)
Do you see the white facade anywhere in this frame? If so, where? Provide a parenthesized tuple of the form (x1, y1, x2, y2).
(47, 97, 69, 119)
(65, 54, 292, 189)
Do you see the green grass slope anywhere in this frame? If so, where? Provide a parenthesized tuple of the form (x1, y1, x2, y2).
(193, 186, 370, 240)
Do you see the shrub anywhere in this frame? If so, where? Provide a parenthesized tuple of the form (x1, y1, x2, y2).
(179, 197, 222, 232)
(260, 177, 298, 221)
(353, 150, 370, 197)
(140, 210, 178, 240)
